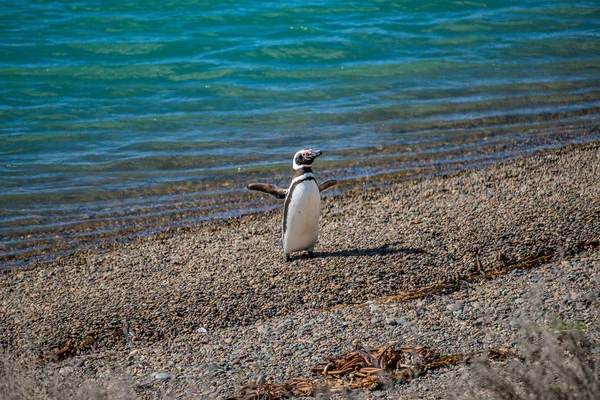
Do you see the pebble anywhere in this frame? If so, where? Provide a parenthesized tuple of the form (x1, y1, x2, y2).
(257, 325, 270, 334)
(447, 302, 464, 312)
(154, 373, 172, 381)
(416, 306, 428, 314)
(369, 304, 380, 313)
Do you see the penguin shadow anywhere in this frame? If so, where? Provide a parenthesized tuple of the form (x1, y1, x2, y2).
(291, 242, 426, 261)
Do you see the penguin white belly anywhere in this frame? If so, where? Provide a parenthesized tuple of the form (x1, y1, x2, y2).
(283, 179, 321, 254)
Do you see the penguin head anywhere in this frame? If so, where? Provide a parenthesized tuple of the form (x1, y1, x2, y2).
(292, 149, 322, 169)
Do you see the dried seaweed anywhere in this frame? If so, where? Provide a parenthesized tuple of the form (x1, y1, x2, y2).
(53, 335, 95, 360)
(228, 345, 517, 399)
(227, 378, 316, 400)
(380, 245, 562, 305)
(312, 345, 516, 386)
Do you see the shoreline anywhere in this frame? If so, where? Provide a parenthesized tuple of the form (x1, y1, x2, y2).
(1, 141, 599, 399)
(3, 131, 599, 271)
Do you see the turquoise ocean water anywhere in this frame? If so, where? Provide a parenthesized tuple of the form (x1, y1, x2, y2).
(1, 1, 600, 266)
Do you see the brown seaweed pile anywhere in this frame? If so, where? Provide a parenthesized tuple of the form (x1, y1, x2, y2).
(229, 345, 517, 399)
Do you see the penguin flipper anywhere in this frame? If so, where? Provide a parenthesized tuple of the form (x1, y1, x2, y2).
(318, 180, 338, 192)
(246, 183, 287, 199)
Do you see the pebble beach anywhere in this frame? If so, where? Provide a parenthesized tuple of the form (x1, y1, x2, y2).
(1, 141, 599, 399)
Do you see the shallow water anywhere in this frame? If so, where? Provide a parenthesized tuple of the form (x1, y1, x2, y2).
(1, 1, 600, 266)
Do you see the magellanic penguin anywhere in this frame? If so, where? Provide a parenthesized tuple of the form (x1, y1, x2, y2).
(246, 149, 337, 261)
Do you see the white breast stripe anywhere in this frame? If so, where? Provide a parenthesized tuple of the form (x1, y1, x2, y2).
(290, 172, 315, 185)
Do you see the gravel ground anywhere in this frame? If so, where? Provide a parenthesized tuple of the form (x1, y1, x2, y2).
(1, 142, 599, 399)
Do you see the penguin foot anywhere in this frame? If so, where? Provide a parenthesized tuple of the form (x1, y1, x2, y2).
(285, 254, 291, 262)
(307, 250, 315, 258)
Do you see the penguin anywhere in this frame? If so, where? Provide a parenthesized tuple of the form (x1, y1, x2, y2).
(246, 149, 337, 261)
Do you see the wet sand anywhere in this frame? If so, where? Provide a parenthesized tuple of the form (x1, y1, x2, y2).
(1, 141, 599, 399)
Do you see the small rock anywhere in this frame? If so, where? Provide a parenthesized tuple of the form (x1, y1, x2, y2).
(154, 372, 172, 381)
(369, 304, 380, 313)
(224, 337, 233, 344)
(256, 375, 266, 386)
(59, 366, 73, 376)
(385, 318, 397, 326)
(447, 302, 464, 312)
(197, 327, 208, 334)
(205, 365, 218, 374)
(257, 325, 270, 334)
(514, 298, 525, 304)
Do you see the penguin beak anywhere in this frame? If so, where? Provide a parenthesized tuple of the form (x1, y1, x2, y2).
(313, 150, 322, 157)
